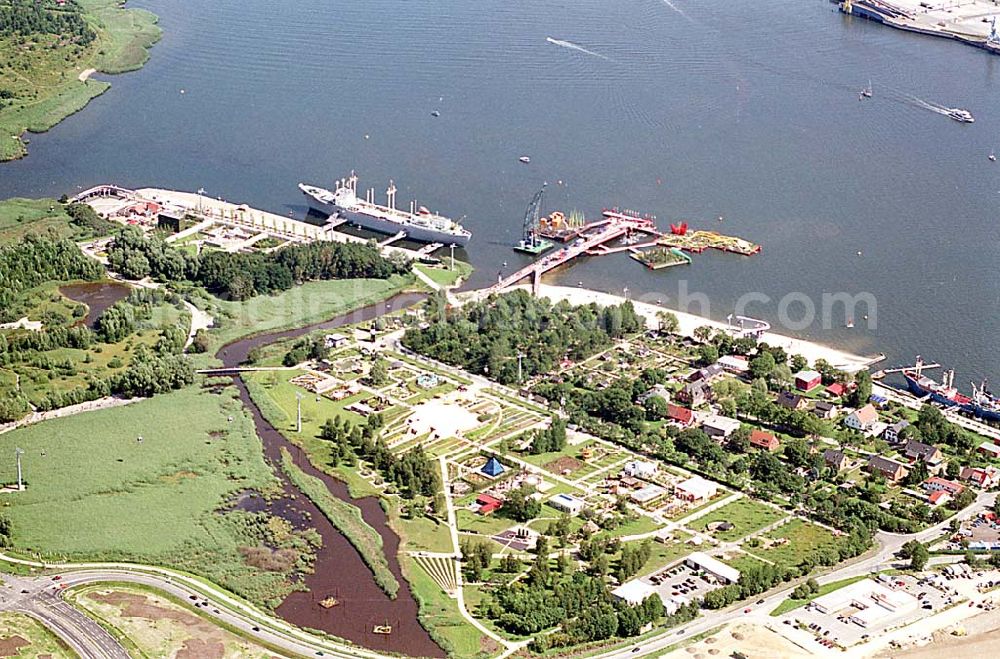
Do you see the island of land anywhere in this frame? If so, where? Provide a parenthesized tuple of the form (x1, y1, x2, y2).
(0, 0, 160, 162)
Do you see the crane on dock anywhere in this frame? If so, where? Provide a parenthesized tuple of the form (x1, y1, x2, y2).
(871, 358, 941, 380)
(514, 184, 554, 254)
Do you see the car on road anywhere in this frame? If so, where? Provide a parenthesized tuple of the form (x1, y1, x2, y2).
(757, 599, 765, 604)
(252, 626, 260, 632)
(51, 576, 61, 581)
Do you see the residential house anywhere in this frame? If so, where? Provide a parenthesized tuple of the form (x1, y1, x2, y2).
(667, 404, 694, 427)
(776, 391, 808, 411)
(324, 332, 350, 349)
(794, 369, 822, 392)
(921, 477, 965, 496)
(701, 414, 741, 440)
(549, 493, 585, 515)
(977, 441, 1000, 460)
(749, 429, 780, 452)
(903, 440, 944, 470)
(638, 384, 671, 406)
(960, 466, 1000, 489)
(825, 382, 847, 398)
(690, 363, 725, 384)
(927, 490, 952, 507)
(867, 455, 909, 482)
(845, 404, 879, 432)
(678, 380, 710, 407)
(823, 448, 848, 471)
(813, 400, 837, 419)
(884, 420, 910, 444)
(717, 355, 749, 375)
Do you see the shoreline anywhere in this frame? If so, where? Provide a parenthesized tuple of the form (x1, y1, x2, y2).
(521, 283, 878, 372)
(0, 0, 161, 162)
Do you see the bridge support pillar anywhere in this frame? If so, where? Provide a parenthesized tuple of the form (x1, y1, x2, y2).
(532, 269, 541, 297)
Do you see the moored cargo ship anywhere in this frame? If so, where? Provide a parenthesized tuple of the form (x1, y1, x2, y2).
(902, 358, 1000, 423)
(299, 173, 471, 246)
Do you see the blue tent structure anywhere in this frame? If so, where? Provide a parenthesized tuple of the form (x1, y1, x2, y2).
(481, 457, 506, 478)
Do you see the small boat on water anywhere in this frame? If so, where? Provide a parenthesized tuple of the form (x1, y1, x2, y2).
(431, 110, 440, 117)
(519, 156, 531, 164)
(989, 149, 996, 162)
(859, 80, 872, 100)
(947, 108, 974, 123)
(845, 318, 855, 329)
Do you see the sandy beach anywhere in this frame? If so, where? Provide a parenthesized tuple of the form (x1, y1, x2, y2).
(529, 284, 876, 372)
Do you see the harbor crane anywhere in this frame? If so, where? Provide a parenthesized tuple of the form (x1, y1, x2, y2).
(515, 183, 553, 254)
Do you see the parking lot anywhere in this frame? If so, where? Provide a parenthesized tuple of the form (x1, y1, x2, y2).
(780, 574, 954, 649)
(648, 563, 723, 605)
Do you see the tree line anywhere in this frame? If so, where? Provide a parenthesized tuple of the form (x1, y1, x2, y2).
(401, 290, 644, 385)
(0, 235, 103, 323)
(0, 0, 94, 43)
(106, 228, 409, 300)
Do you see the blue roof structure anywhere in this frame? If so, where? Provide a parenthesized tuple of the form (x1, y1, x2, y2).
(481, 457, 506, 477)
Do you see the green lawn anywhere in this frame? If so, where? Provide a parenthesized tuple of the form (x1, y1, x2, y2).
(694, 498, 787, 542)
(413, 259, 473, 288)
(403, 555, 491, 658)
(0, 387, 316, 607)
(203, 275, 415, 352)
(456, 509, 514, 537)
(597, 514, 663, 540)
(395, 512, 455, 554)
(769, 575, 869, 616)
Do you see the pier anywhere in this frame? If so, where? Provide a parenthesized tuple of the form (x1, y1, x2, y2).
(71, 185, 438, 262)
(486, 208, 760, 299)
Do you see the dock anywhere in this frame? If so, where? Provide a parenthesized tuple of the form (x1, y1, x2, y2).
(485, 207, 760, 299)
(838, 0, 1000, 55)
(71, 185, 439, 262)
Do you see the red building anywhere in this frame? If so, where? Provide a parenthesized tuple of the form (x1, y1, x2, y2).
(476, 494, 502, 515)
(794, 370, 822, 392)
(749, 429, 779, 452)
(667, 404, 694, 427)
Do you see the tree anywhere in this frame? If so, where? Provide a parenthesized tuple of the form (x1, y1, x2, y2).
(903, 540, 929, 570)
(850, 370, 873, 408)
(749, 352, 776, 381)
(693, 326, 713, 343)
(657, 311, 679, 334)
(502, 485, 542, 522)
(697, 344, 719, 366)
(790, 354, 808, 373)
(367, 357, 390, 386)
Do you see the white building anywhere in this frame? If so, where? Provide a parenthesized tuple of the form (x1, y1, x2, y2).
(685, 552, 741, 584)
(700, 414, 741, 439)
(811, 579, 918, 628)
(611, 579, 657, 606)
(674, 476, 719, 502)
(844, 404, 879, 432)
(549, 493, 585, 515)
(630, 483, 667, 505)
(623, 460, 658, 479)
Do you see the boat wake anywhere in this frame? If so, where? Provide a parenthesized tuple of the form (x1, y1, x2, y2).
(658, 0, 693, 22)
(545, 37, 613, 62)
(881, 86, 967, 118)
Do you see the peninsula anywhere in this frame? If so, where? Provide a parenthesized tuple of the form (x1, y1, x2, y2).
(0, 0, 160, 162)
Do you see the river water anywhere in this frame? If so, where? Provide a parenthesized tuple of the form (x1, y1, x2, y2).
(1, 0, 997, 382)
(217, 292, 443, 657)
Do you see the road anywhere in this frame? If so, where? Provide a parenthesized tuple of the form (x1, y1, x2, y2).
(592, 489, 997, 659)
(0, 573, 129, 658)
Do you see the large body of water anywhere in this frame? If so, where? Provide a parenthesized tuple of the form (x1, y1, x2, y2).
(2, 0, 998, 383)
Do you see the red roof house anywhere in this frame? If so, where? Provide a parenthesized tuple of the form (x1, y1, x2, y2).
(749, 429, 780, 452)
(667, 404, 694, 427)
(825, 382, 846, 398)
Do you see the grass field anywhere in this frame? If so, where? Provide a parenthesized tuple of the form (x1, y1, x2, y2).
(0, 611, 73, 657)
(413, 259, 473, 288)
(278, 447, 399, 598)
(68, 583, 279, 658)
(769, 575, 869, 616)
(0, 199, 77, 243)
(402, 555, 492, 659)
(202, 275, 415, 353)
(0, 0, 161, 161)
(394, 511, 455, 554)
(757, 519, 847, 569)
(694, 498, 787, 542)
(0, 387, 319, 607)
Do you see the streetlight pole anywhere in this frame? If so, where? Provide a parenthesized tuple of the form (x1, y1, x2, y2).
(517, 353, 525, 384)
(295, 392, 303, 433)
(14, 448, 23, 491)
